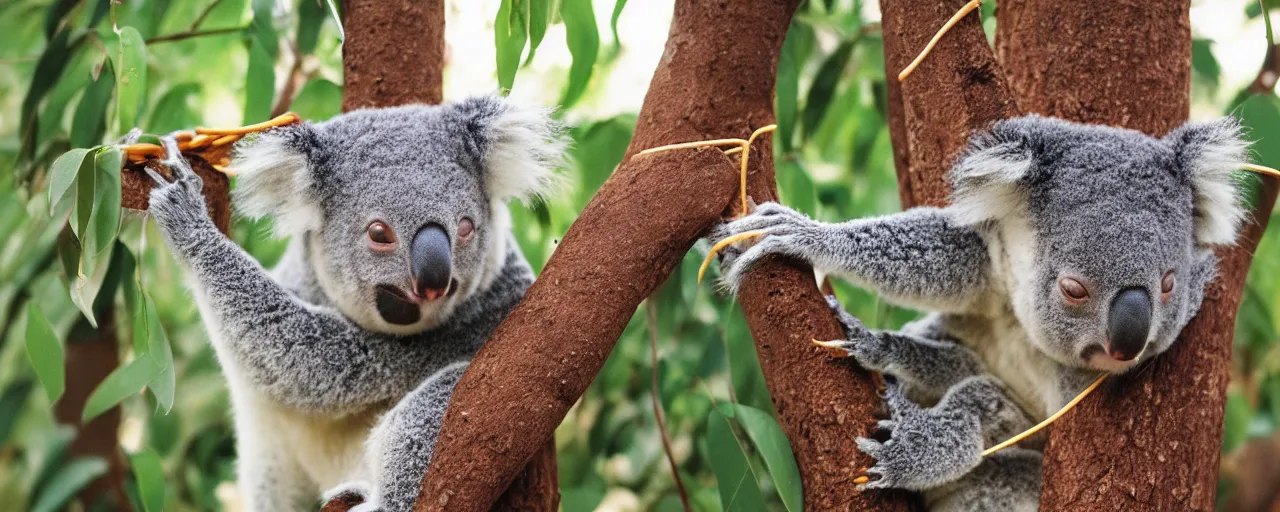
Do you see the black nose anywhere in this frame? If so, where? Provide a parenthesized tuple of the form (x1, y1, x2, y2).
(1107, 287, 1152, 361)
(410, 223, 451, 300)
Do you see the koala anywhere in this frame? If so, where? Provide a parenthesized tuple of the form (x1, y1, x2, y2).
(142, 96, 565, 512)
(711, 116, 1250, 511)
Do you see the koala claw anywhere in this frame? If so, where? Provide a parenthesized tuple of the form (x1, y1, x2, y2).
(854, 381, 983, 492)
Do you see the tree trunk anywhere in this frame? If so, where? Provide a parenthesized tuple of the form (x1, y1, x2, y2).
(994, 2, 1280, 510)
(328, 1, 558, 510)
(55, 316, 126, 509)
(341, 0, 445, 110)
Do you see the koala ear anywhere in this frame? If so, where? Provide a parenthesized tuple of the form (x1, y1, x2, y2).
(231, 123, 325, 237)
(453, 95, 567, 203)
(1163, 117, 1248, 246)
(947, 116, 1044, 225)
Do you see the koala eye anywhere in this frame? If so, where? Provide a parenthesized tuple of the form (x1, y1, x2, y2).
(457, 217, 475, 243)
(367, 221, 397, 248)
(1161, 271, 1175, 300)
(1059, 277, 1089, 303)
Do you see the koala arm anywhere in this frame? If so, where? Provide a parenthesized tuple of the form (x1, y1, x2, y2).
(146, 144, 424, 416)
(714, 203, 992, 313)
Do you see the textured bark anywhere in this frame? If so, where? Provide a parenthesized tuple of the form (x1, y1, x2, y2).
(992, 1, 1280, 510)
(122, 156, 231, 233)
(880, 0, 1019, 207)
(996, 0, 1191, 137)
(55, 315, 126, 509)
(340, 0, 444, 111)
(713, 1, 916, 510)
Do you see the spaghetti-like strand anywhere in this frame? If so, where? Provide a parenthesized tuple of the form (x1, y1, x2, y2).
(898, 0, 983, 82)
(697, 230, 766, 284)
(635, 138, 750, 156)
(980, 373, 1108, 457)
(1241, 162, 1280, 178)
(196, 112, 300, 136)
(738, 125, 778, 214)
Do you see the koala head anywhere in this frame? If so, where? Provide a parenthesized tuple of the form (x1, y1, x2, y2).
(950, 115, 1248, 373)
(231, 96, 565, 335)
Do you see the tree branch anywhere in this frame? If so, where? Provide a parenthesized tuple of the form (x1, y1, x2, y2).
(144, 26, 245, 45)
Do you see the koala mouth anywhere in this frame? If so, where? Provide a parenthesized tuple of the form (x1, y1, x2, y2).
(375, 285, 421, 325)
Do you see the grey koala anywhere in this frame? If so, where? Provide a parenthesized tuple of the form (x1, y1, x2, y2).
(711, 116, 1250, 511)
(143, 96, 565, 512)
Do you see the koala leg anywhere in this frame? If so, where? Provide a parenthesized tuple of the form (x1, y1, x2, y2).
(925, 448, 1041, 512)
(823, 298, 984, 399)
(327, 361, 469, 512)
(857, 376, 1028, 491)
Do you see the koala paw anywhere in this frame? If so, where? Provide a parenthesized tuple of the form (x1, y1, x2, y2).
(854, 381, 983, 492)
(824, 295, 868, 341)
(144, 136, 212, 242)
(707, 202, 823, 293)
(321, 481, 377, 512)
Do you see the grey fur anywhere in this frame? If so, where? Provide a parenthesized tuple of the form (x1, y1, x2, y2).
(712, 116, 1250, 510)
(146, 96, 564, 511)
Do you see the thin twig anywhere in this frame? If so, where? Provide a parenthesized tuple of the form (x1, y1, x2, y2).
(145, 26, 245, 45)
(271, 41, 306, 118)
(646, 301, 692, 512)
(189, 0, 226, 31)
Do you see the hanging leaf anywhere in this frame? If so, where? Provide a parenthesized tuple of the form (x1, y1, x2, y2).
(114, 26, 148, 133)
(25, 304, 65, 404)
(525, 0, 550, 65)
(776, 20, 814, 154)
(130, 449, 165, 512)
(29, 457, 109, 512)
(46, 148, 91, 214)
(495, 0, 529, 92)
(86, 147, 123, 259)
(1191, 39, 1221, 87)
(244, 39, 277, 124)
(729, 404, 803, 512)
(297, 0, 327, 55)
(70, 59, 115, 148)
(706, 408, 767, 512)
(147, 83, 202, 134)
(802, 38, 856, 137)
(71, 145, 98, 243)
(777, 159, 817, 217)
(559, 0, 599, 108)
(21, 28, 77, 143)
(0, 381, 35, 444)
(82, 356, 165, 423)
(143, 292, 175, 413)
(610, 0, 627, 46)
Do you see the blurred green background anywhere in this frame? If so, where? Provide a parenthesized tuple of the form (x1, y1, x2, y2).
(1, 1, 1279, 511)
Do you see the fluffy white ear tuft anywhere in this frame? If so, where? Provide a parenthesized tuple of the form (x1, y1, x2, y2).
(947, 128, 1035, 226)
(466, 95, 568, 203)
(1165, 117, 1249, 246)
(231, 124, 323, 238)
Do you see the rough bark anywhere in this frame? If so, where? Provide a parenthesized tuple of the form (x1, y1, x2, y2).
(55, 315, 126, 509)
(995, 0, 1191, 137)
(340, 0, 445, 110)
(414, 1, 851, 508)
(122, 156, 231, 233)
(881, 0, 1019, 207)
(993, 1, 1280, 510)
(704, 1, 916, 510)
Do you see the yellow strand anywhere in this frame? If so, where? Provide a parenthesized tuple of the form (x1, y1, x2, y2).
(980, 373, 1107, 457)
(739, 125, 778, 213)
(1240, 162, 1280, 179)
(898, 0, 983, 82)
(697, 230, 766, 284)
(195, 112, 300, 136)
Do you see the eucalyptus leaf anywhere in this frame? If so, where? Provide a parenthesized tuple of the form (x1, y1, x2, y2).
(46, 148, 91, 215)
(87, 147, 123, 258)
(114, 26, 148, 133)
(130, 449, 165, 512)
(245, 36, 277, 124)
(731, 404, 803, 512)
(559, 0, 598, 107)
(82, 355, 164, 423)
(495, 0, 529, 91)
(29, 457, 109, 512)
(70, 59, 114, 148)
(706, 409, 767, 512)
(25, 303, 65, 404)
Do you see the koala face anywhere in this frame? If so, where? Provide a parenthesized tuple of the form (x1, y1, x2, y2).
(951, 116, 1247, 373)
(232, 96, 564, 334)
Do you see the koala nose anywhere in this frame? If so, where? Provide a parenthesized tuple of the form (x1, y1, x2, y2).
(1106, 287, 1152, 362)
(410, 223, 452, 301)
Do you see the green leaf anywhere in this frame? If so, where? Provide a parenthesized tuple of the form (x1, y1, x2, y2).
(776, 20, 814, 154)
(1223, 389, 1252, 453)
(129, 449, 165, 512)
(87, 147, 123, 258)
(777, 159, 817, 217)
(114, 26, 148, 133)
(24, 304, 64, 404)
(147, 83, 202, 134)
(142, 292, 175, 413)
(82, 355, 164, 423)
(29, 457, 109, 512)
(245, 36, 277, 124)
(21, 28, 77, 144)
(289, 78, 343, 121)
(297, 0, 327, 55)
(0, 381, 35, 444)
(47, 148, 91, 214)
(722, 303, 772, 413)
(610, 0, 627, 46)
(559, 0, 599, 108)
(1191, 39, 1221, 86)
(802, 38, 855, 137)
(71, 59, 115, 148)
(706, 409, 767, 512)
(495, 0, 529, 91)
(1264, 0, 1276, 47)
(72, 145, 99, 243)
(525, 0, 549, 65)
(731, 405, 803, 512)
(69, 241, 113, 328)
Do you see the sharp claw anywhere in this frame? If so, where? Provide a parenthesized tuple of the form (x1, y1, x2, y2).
(812, 338, 852, 358)
(143, 167, 168, 185)
(698, 229, 766, 284)
(852, 474, 870, 485)
(160, 136, 183, 165)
